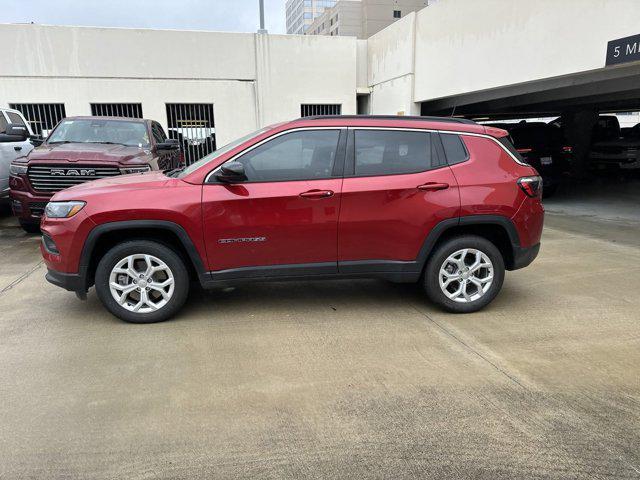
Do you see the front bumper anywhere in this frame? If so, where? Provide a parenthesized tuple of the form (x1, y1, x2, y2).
(45, 268, 86, 293)
(9, 186, 51, 221)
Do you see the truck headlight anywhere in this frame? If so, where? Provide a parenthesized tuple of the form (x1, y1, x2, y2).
(9, 163, 28, 175)
(120, 165, 151, 174)
(44, 201, 86, 219)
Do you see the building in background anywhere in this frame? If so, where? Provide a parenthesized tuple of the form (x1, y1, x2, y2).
(286, 0, 337, 35)
(306, 0, 429, 39)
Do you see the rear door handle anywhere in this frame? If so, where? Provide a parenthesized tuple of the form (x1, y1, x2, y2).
(299, 189, 334, 199)
(417, 182, 449, 192)
(14, 146, 22, 151)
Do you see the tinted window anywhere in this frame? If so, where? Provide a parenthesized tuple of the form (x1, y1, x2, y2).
(0, 113, 7, 134)
(6, 112, 27, 128)
(47, 119, 150, 147)
(152, 123, 166, 143)
(497, 136, 528, 165)
(234, 130, 340, 182)
(440, 133, 469, 165)
(354, 130, 434, 176)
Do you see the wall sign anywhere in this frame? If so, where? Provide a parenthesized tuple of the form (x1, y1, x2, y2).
(606, 33, 640, 66)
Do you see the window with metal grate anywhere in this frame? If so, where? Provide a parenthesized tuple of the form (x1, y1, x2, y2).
(301, 104, 342, 117)
(9, 103, 66, 137)
(165, 103, 216, 165)
(90, 103, 143, 118)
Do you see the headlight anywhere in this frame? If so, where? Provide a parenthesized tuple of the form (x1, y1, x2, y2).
(120, 165, 151, 174)
(9, 163, 28, 175)
(44, 201, 86, 219)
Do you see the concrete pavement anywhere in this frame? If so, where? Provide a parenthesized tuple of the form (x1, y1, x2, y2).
(0, 212, 638, 479)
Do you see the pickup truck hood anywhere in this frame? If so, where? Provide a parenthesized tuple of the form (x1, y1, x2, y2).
(27, 142, 151, 164)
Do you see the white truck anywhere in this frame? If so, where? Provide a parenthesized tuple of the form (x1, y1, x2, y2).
(0, 108, 34, 206)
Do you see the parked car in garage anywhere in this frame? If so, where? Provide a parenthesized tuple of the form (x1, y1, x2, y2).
(40, 115, 544, 323)
(507, 122, 572, 197)
(0, 108, 34, 207)
(484, 121, 571, 196)
(9, 116, 181, 233)
(589, 118, 640, 172)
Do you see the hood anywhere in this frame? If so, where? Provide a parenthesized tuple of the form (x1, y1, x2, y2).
(51, 171, 175, 200)
(27, 142, 151, 164)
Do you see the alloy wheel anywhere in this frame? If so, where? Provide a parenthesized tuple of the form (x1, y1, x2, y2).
(438, 248, 494, 303)
(109, 254, 175, 313)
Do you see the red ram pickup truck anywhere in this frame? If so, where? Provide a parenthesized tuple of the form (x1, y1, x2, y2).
(10, 116, 181, 232)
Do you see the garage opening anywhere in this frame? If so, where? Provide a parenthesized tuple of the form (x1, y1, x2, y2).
(419, 62, 640, 228)
(165, 103, 216, 165)
(9, 103, 66, 137)
(90, 103, 143, 118)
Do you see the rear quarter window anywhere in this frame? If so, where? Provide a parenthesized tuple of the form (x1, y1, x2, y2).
(497, 135, 528, 165)
(440, 133, 469, 165)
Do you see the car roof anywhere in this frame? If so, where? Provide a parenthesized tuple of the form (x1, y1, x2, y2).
(278, 115, 494, 136)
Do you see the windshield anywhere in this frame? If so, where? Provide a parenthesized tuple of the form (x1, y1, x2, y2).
(178, 127, 271, 177)
(47, 119, 150, 147)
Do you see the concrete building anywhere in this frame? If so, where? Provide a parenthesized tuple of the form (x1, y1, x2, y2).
(1, 0, 639, 167)
(0, 24, 358, 153)
(286, 0, 336, 34)
(306, 0, 428, 39)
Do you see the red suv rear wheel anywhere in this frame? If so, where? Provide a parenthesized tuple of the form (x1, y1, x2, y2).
(424, 235, 505, 313)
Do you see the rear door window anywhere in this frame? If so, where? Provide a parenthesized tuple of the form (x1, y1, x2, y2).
(353, 130, 438, 176)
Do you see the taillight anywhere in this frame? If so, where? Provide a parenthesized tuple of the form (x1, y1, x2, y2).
(518, 176, 542, 198)
(562, 146, 573, 153)
(517, 148, 533, 154)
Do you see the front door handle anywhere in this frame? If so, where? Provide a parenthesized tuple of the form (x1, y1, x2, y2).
(417, 182, 449, 192)
(299, 189, 334, 199)
(14, 146, 22, 151)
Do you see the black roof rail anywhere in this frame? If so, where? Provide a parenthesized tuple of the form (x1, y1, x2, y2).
(299, 115, 477, 125)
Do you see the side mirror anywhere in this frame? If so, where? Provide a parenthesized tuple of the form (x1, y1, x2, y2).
(0, 123, 29, 143)
(30, 135, 44, 147)
(216, 161, 247, 183)
(157, 139, 180, 151)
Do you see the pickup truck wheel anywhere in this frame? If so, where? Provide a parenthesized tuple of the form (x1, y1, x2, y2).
(95, 240, 189, 323)
(424, 235, 505, 313)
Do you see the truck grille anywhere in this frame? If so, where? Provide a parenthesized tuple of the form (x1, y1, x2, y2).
(27, 165, 121, 193)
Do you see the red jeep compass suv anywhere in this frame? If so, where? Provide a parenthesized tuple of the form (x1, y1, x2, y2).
(40, 116, 544, 323)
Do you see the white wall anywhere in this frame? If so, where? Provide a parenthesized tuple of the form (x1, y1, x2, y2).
(0, 24, 358, 146)
(1, 24, 256, 80)
(254, 34, 357, 127)
(367, 13, 419, 115)
(413, 0, 640, 102)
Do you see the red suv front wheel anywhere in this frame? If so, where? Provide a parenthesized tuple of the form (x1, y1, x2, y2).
(95, 240, 190, 323)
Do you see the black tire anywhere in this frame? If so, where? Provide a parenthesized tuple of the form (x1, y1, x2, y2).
(424, 235, 505, 313)
(95, 240, 190, 323)
(19, 220, 41, 234)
